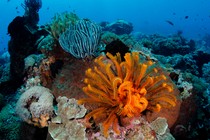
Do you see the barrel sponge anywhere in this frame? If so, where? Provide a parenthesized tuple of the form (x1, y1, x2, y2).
(16, 86, 54, 127)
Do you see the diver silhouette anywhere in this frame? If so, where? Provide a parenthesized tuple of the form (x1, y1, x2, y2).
(0, 0, 48, 94)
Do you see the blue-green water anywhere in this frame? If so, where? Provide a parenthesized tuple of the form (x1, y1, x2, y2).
(0, 0, 210, 51)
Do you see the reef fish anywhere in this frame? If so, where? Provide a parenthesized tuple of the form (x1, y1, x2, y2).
(165, 20, 174, 26)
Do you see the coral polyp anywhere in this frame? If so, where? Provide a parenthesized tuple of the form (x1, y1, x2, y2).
(78, 52, 177, 137)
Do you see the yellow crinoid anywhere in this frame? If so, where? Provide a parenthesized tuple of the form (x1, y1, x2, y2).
(78, 52, 177, 137)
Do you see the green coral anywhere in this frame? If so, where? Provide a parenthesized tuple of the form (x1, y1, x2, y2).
(49, 12, 79, 40)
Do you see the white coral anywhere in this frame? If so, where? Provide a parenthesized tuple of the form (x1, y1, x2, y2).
(16, 86, 54, 127)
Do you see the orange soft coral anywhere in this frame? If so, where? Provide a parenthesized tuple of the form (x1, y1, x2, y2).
(78, 52, 177, 137)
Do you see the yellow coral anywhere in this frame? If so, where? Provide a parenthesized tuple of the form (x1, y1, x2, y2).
(78, 52, 177, 137)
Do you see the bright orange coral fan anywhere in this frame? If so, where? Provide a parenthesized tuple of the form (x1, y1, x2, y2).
(78, 52, 177, 137)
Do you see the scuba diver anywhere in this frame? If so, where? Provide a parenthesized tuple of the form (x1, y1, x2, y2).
(0, 0, 48, 94)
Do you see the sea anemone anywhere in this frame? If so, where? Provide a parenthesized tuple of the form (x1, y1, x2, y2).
(78, 52, 177, 137)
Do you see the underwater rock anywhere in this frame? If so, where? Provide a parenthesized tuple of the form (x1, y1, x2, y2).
(102, 19, 133, 35)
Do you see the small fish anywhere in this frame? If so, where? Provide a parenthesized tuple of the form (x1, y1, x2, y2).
(46, 7, 49, 10)
(185, 16, 189, 19)
(16, 6, 18, 10)
(165, 20, 174, 26)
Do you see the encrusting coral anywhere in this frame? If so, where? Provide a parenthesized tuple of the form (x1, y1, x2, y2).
(78, 52, 177, 137)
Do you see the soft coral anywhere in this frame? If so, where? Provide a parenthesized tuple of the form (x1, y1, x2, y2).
(78, 52, 177, 137)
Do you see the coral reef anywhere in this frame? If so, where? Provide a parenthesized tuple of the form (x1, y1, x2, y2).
(2, 12, 209, 139)
(202, 62, 210, 83)
(78, 52, 177, 137)
(140, 34, 195, 56)
(16, 86, 54, 127)
(88, 116, 175, 140)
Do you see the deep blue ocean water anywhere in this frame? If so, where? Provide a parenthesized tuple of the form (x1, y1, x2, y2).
(0, 0, 210, 52)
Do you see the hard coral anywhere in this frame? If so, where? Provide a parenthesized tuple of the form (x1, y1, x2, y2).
(16, 86, 54, 128)
(78, 52, 177, 137)
(48, 97, 87, 140)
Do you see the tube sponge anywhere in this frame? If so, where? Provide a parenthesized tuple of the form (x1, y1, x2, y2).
(16, 86, 54, 127)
